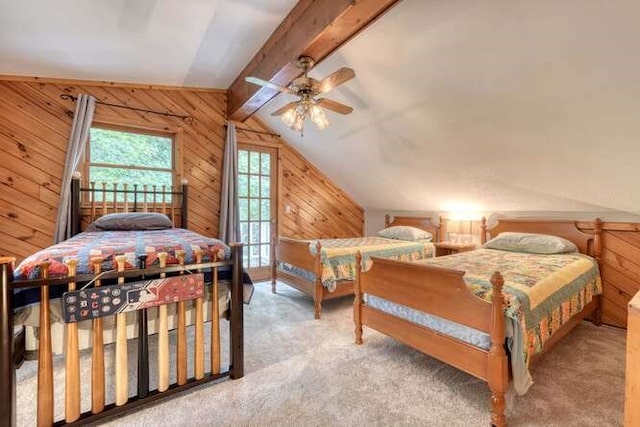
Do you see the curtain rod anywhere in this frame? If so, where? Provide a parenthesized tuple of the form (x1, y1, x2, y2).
(60, 94, 193, 123)
(224, 124, 280, 138)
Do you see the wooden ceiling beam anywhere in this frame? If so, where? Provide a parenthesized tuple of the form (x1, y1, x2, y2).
(227, 0, 402, 122)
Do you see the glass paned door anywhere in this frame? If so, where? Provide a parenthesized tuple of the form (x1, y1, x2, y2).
(238, 145, 276, 280)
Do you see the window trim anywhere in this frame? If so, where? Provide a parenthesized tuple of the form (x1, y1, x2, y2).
(82, 120, 184, 205)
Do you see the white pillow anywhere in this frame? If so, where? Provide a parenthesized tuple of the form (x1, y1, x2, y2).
(377, 226, 433, 242)
(484, 232, 578, 254)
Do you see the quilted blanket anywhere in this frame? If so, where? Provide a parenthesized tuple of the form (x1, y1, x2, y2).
(421, 248, 601, 394)
(309, 236, 433, 292)
(12, 229, 238, 310)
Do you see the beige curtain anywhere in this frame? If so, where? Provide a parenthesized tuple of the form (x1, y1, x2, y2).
(54, 94, 96, 243)
(219, 123, 239, 243)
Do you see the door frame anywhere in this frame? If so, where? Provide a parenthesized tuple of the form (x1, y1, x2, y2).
(237, 142, 279, 281)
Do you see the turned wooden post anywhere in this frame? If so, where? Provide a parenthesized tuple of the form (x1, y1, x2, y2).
(354, 251, 363, 345)
(193, 249, 205, 380)
(114, 255, 128, 406)
(157, 252, 170, 392)
(313, 241, 323, 320)
(64, 259, 81, 423)
(37, 262, 53, 427)
(384, 214, 390, 228)
(175, 250, 187, 386)
(91, 257, 105, 414)
(481, 217, 488, 245)
(488, 271, 507, 427)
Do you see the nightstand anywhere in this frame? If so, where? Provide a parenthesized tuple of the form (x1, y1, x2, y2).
(434, 242, 476, 257)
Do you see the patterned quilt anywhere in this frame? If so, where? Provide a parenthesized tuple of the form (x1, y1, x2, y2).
(14, 228, 231, 280)
(420, 248, 601, 394)
(284, 237, 433, 292)
(12, 229, 236, 310)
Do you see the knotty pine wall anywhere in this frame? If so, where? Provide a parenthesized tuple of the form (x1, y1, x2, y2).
(0, 76, 363, 264)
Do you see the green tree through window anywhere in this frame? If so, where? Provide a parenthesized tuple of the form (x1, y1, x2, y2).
(88, 127, 174, 202)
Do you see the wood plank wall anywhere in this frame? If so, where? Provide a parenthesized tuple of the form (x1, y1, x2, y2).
(0, 76, 363, 264)
(236, 117, 364, 239)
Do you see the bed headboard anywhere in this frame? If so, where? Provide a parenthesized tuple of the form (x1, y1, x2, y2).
(481, 217, 603, 259)
(384, 215, 442, 242)
(70, 176, 189, 235)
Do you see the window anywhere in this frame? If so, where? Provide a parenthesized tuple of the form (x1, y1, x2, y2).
(86, 126, 176, 201)
(238, 146, 275, 276)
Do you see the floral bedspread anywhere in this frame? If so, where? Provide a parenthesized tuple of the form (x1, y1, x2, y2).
(14, 229, 230, 280)
(420, 248, 601, 394)
(292, 236, 433, 292)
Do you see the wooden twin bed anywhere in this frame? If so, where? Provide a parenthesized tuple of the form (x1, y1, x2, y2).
(354, 218, 604, 426)
(0, 177, 245, 426)
(272, 215, 441, 318)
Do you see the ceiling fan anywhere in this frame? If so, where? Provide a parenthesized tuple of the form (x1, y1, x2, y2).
(245, 56, 355, 133)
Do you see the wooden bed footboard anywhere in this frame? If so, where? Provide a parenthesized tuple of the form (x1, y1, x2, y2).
(354, 254, 508, 425)
(0, 245, 244, 426)
(272, 237, 327, 319)
(354, 218, 604, 426)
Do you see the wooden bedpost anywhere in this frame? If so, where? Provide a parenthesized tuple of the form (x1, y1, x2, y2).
(439, 217, 445, 242)
(488, 271, 507, 427)
(313, 241, 323, 320)
(481, 217, 488, 245)
(37, 262, 54, 427)
(354, 251, 363, 345)
(384, 214, 390, 228)
(593, 218, 604, 326)
(0, 257, 16, 427)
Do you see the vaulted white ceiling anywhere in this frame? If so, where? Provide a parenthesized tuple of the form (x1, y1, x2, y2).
(3, 0, 640, 218)
(258, 0, 640, 218)
(0, 0, 297, 87)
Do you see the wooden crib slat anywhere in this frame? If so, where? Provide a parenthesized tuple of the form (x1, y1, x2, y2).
(114, 255, 128, 406)
(175, 250, 187, 386)
(91, 258, 105, 414)
(64, 259, 81, 423)
(194, 250, 204, 380)
(157, 252, 170, 392)
(211, 252, 220, 375)
(37, 262, 53, 427)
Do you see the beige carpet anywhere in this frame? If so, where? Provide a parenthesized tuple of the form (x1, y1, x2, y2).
(16, 282, 625, 426)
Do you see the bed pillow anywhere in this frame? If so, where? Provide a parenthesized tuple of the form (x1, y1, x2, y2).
(484, 232, 578, 254)
(377, 226, 433, 242)
(86, 212, 174, 231)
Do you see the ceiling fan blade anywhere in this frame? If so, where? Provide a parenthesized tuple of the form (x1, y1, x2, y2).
(319, 67, 355, 94)
(245, 76, 291, 93)
(316, 98, 353, 115)
(271, 102, 298, 116)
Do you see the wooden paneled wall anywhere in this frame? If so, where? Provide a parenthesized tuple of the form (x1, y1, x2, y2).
(0, 76, 363, 263)
(0, 77, 227, 262)
(236, 117, 364, 239)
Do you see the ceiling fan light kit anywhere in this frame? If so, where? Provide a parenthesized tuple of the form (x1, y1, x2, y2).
(245, 55, 355, 134)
